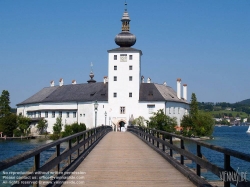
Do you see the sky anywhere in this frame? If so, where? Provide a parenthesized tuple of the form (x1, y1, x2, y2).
(0, 0, 250, 108)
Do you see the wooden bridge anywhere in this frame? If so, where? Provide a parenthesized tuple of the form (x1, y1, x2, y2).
(0, 126, 250, 187)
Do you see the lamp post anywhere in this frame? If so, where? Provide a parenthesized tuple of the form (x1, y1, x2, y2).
(104, 111, 107, 127)
(94, 100, 99, 138)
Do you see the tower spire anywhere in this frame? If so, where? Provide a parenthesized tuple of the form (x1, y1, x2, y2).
(115, 2, 136, 47)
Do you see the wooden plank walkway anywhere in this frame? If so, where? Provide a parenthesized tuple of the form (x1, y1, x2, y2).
(62, 132, 196, 187)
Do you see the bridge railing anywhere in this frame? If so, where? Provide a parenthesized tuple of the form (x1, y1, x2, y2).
(0, 126, 112, 187)
(128, 126, 250, 187)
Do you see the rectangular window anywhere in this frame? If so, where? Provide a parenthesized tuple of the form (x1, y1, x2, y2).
(173, 107, 175, 114)
(129, 55, 133, 60)
(114, 66, 117, 70)
(178, 107, 180, 114)
(52, 111, 55, 118)
(169, 108, 171, 114)
(38, 112, 41, 118)
(129, 65, 133, 70)
(66, 112, 69, 118)
(129, 92, 132, 97)
(147, 105, 155, 114)
(45, 111, 48, 118)
(59, 111, 62, 117)
(129, 76, 132, 81)
(114, 76, 117, 81)
(73, 112, 76, 118)
(114, 55, 117, 60)
(120, 107, 125, 114)
(113, 92, 117, 97)
(34, 112, 36, 118)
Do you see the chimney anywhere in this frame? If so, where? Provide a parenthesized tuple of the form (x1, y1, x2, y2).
(103, 76, 108, 84)
(183, 84, 187, 101)
(72, 80, 76, 85)
(50, 80, 54, 87)
(141, 76, 144, 83)
(177, 78, 181, 99)
(147, 77, 151, 83)
(59, 78, 63, 86)
(163, 81, 167, 86)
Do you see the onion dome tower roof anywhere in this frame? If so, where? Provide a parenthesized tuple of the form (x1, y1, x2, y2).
(115, 2, 136, 47)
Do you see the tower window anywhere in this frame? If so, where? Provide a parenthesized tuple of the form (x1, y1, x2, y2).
(129, 65, 133, 70)
(129, 92, 132, 97)
(120, 107, 125, 114)
(113, 93, 117, 97)
(129, 55, 133, 60)
(114, 76, 117, 81)
(114, 66, 117, 70)
(129, 76, 133, 81)
(114, 55, 117, 60)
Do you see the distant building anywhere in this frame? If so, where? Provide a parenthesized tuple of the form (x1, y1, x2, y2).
(17, 4, 190, 135)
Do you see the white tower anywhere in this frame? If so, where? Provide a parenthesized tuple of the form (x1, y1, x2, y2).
(107, 3, 142, 128)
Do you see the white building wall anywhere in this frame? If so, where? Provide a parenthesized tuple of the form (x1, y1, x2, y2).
(17, 101, 111, 134)
(166, 101, 190, 126)
(108, 50, 141, 125)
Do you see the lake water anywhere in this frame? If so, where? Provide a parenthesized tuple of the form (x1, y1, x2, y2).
(0, 126, 249, 186)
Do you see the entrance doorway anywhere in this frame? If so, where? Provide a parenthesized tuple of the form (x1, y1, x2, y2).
(119, 121, 126, 132)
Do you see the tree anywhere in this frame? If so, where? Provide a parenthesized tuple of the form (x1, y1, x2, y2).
(190, 93, 198, 119)
(148, 109, 177, 133)
(181, 93, 214, 137)
(0, 113, 17, 137)
(132, 116, 146, 127)
(0, 90, 11, 117)
(62, 123, 86, 138)
(37, 119, 48, 135)
(51, 117, 63, 139)
(16, 116, 31, 136)
(193, 112, 214, 136)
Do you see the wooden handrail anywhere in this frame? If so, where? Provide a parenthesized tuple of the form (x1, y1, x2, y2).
(0, 126, 112, 186)
(128, 126, 250, 187)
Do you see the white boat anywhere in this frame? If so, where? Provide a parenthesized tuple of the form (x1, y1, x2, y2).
(246, 126, 250, 133)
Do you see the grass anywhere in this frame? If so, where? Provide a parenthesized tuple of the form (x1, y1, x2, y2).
(203, 110, 249, 118)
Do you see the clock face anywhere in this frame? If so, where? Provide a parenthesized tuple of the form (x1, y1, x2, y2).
(120, 54, 127, 62)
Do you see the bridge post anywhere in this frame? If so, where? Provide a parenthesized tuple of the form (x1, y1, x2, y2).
(77, 136, 80, 157)
(33, 153, 40, 187)
(162, 135, 165, 152)
(224, 154, 230, 187)
(148, 129, 151, 143)
(87, 131, 90, 148)
(83, 133, 86, 150)
(56, 144, 60, 172)
(196, 144, 201, 176)
(68, 139, 72, 164)
(157, 132, 159, 148)
(152, 130, 155, 146)
(170, 136, 173, 157)
(180, 139, 184, 165)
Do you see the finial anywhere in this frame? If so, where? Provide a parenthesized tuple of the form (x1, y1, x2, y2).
(125, 1, 127, 12)
(90, 62, 93, 72)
